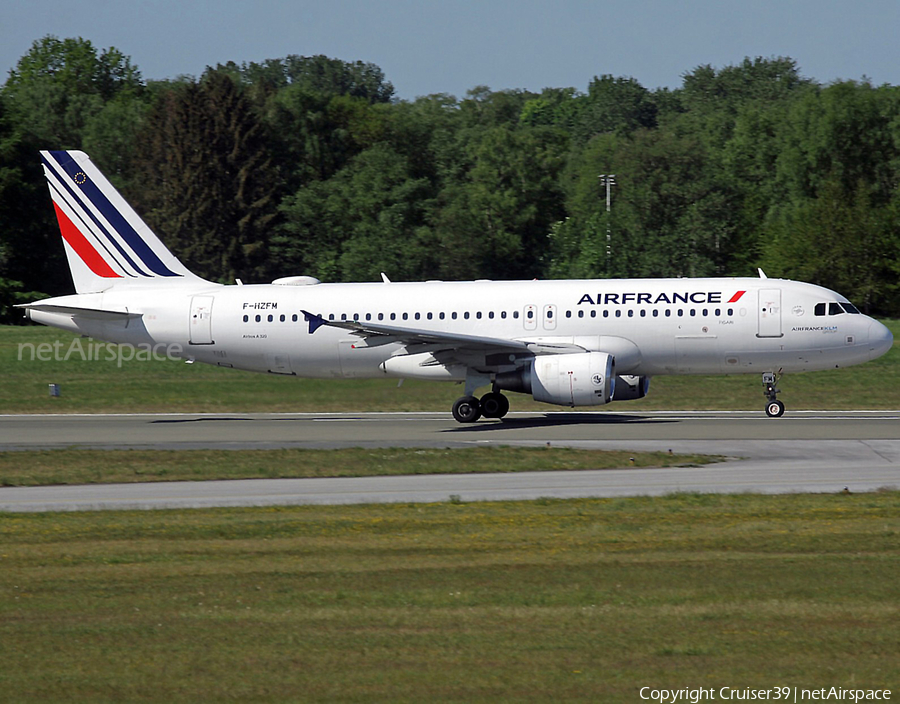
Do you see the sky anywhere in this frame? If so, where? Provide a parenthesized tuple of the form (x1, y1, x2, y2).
(1, 0, 898, 99)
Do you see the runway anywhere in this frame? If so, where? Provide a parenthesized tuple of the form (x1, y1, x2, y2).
(1, 410, 899, 511)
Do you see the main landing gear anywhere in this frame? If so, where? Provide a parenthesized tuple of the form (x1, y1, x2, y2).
(451, 391, 510, 423)
(762, 371, 785, 417)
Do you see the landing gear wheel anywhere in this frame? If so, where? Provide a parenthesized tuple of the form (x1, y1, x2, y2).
(761, 371, 784, 418)
(480, 392, 510, 419)
(452, 395, 482, 423)
(765, 400, 785, 418)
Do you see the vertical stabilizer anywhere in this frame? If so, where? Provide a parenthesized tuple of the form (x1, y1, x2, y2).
(40, 150, 207, 292)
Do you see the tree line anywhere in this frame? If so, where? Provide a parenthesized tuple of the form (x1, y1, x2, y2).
(1, 36, 898, 322)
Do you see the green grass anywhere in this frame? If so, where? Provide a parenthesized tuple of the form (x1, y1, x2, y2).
(1, 493, 898, 702)
(0, 446, 720, 487)
(1, 321, 898, 413)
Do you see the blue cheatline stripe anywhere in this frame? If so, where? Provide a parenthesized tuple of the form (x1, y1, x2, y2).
(47, 180, 136, 277)
(43, 154, 150, 277)
(48, 151, 181, 278)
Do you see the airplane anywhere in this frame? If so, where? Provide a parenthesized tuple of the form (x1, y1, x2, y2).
(19, 150, 894, 422)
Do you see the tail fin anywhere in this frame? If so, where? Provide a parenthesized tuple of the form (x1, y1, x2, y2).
(41, 150, 207, 293)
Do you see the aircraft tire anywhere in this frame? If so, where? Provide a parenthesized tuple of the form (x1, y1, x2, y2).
(480, 392, 509, 419)
(765, 400, 785, 418)
(452, 396, 482, 423)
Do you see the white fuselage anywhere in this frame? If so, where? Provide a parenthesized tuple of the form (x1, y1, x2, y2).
(27, 277, 892, 383)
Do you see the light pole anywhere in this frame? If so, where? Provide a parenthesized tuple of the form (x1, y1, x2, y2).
(599, 174, 616, 275)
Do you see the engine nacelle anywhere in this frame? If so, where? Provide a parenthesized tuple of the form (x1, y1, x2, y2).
(495, 352, 615, 407)
(611, 375, 650, 401)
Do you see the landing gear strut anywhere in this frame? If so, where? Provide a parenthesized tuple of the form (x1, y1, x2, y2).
(762, 371, 785, 417)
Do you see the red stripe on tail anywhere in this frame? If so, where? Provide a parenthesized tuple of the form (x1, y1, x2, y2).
(53, 202, 121, 278)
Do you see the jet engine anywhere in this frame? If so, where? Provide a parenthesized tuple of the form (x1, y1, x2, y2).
(611, 375, 651, 401)
(494, 352, 615, 407)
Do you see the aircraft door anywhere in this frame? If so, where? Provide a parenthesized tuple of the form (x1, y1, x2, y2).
(189, 295, 214, 345)
(757, 289, 783, 338)
(523, 304, 537, 331)
(542, 304, 557, 331)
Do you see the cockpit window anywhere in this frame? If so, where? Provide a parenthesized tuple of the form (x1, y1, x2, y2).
(828, 302, 844, 316)
(842, 302, 861, 314)
(814, 303, 826, 317)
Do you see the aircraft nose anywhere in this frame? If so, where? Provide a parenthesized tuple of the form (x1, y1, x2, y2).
(867, 319, 893, 361)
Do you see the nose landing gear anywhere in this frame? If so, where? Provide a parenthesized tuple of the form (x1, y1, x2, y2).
(762, 371, 785, 417)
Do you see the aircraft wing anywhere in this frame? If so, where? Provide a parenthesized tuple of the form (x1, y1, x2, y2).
(301, 310, 583, 358)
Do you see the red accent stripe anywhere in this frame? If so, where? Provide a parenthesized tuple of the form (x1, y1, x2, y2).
(728, 290, 746, 303)
(53, 202, 121, 278)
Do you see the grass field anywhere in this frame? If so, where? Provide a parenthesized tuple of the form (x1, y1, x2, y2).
(1, 322, 898, 414)
(1, 493, 897, 702)
(0, 446, 719, 487)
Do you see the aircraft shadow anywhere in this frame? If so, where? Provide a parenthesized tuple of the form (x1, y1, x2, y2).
(151, 417, 253, 424)
(444, 413, 676, 432)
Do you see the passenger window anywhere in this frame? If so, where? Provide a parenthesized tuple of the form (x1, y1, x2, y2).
(427, 312, 433, 320)
(280, 314, 285, 322)
(566, 311, 572, 318)
(715, 308, 721, 316)
(464, 312, 470, 320)
(665, 310, 671, 317)
(615, 310, 622, 318)
(627, 310, 634, 317)
(268, 314, 274, 322)
(652, 310, 659, 318)
(546, 310, 552, 319)
(591, 310, 597, 318)
(527, 310, 534, 319)
(578, 310, 584, 318)
(452, 312, 457, 320)
(488, 312, 494, 319)
(242, 315, 248, 323)
(439, 312, 445, 320)
(640, 310, 646, 317)
(476, 312, 482, 319)
(513, 311, 519, 319)
(390, 313, 396, 321)
(603, 310, 609, 318)
(402, 313, 408, 320)
(415, 312, 420, 320)
(727, 308, 734, 316)
(365, 313, 371, 321)
(256, 315, 262, 322)
(378, 313, 384, 321)
(292, 314, 298, 322)
(501, 311, 507, 319)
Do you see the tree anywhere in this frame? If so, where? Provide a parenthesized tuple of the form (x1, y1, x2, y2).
(275, 143, 436, 281)
(2, 36, 144, 148)
(130, 71, 278, 282)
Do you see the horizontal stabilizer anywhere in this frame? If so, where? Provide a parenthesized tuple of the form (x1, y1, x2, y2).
(16, 303, 142, 321)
